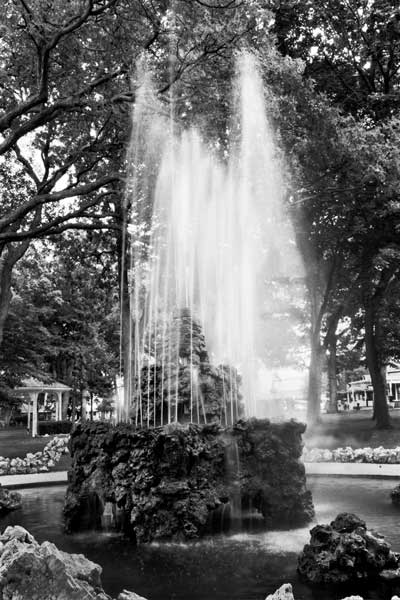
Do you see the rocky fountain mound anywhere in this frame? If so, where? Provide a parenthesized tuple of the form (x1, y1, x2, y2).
(64, 418, 314, 542)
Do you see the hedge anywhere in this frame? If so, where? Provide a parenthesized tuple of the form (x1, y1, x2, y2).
(38, 420, 72, 435)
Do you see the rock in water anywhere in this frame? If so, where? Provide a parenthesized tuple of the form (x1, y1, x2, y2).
(391, 484, 400, 505)
(298, 512, 400, 584)
(0, 525, 147, 600)
(265, 583, 295, 600)
(117, 592, 148, 600)
(0, 485, 21, 514)
(266, 586, 366, 600)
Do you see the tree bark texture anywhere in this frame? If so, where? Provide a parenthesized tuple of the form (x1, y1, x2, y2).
(0, 242, 31, 347)
(364, 297, 390, 428)
(326, 336, 338, 413)
(307, 338, 325, 426)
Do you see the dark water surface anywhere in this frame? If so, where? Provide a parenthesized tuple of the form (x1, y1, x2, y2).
(2, 476, 400, 600)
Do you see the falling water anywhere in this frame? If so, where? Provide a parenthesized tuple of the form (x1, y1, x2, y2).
(125, 52, 305, 426)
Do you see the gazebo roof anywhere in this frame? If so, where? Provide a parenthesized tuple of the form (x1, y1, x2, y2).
(13, 377, 71, 395)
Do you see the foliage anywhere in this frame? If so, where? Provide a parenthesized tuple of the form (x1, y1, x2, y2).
(96, 397, 115, 416)
(0, 385, 22, 425)
(37, 420, 72, 435)
(272, 0, 400, 120)
(0, 231, 120, 397)
(2, 0, 400, 428)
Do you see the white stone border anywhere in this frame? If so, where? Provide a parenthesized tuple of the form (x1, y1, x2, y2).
(305, 462, 400, 477)
(0, 471, 68, 488)
(0, 435, 69, 476)
(303, 446, 400, 464)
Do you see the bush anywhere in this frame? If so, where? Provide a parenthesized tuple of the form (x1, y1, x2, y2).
(13, 414, 27, 427)
(38, 420, 72, 435)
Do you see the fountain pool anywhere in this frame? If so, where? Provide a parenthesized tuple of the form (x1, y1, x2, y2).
(2, 476, 400, 600)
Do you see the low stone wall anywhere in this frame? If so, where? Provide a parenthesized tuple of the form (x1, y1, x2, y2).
(0, 435, 69, 475)
(64, 419, 314, 543)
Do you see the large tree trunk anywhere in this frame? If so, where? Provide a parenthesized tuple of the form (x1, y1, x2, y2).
(0, 258, 13, 347)
(307, 337, 325, 426)
(0, 242, 31, 346)
(364, 298, 390, 429)
(326, 335, 338, 413)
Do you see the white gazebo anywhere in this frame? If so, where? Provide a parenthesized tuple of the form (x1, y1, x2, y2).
(13, 378, 71, 437)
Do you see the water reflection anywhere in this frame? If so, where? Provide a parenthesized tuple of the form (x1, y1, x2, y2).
(1, 477, 400, 600)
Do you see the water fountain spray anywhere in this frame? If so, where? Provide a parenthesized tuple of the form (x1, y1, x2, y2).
(123, 52, 305, 426)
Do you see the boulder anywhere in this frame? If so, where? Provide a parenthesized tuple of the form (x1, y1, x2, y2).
(298, 513, 400, 585)
(0, 486, 22, 514)
(267, 585, 398, 600)
(117, 592, 148, 600)
(331, 513, 366, 532)
(0, 526, 147, 600)
(0, 526, 34, 543)
(391, 484, 400, 505)
(265, 583, 295, 600)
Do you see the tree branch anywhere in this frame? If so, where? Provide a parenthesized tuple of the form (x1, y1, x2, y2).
(13, 144, 41, 188)
(0, 191, 118, 242)
(0, 175, 121, 233)
(0, 69, 125, 156)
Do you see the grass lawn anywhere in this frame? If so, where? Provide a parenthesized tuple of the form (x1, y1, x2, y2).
(305, 408, 400, 449)
(1, 412, 400, 463)
(0, 427, 71, 470)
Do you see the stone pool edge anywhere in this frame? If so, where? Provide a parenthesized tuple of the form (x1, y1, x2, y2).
(305, 462, 400, 477)
(0, 470, 68, 488)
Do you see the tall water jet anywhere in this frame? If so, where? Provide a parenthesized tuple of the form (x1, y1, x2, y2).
(65, 54, 315, 546)
(124, 52, 306, 424)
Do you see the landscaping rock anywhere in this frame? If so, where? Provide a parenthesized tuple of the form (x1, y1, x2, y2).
(0, 486, 22, 515)
(117, 592, 148, 600)
(0, 525, 147, 600)
(303, 445, 400, 465)
(298, 512, 400, 585)
(1, 525, 35, 543)
(331, 513, 366, 532)
(0, 435, 69, 477)
(391, 484, 400, 505)
(267, 584, 399, 600)
(265, 583, 295, 600)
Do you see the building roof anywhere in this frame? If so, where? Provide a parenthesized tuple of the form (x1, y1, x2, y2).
(13, 377, 71, 395)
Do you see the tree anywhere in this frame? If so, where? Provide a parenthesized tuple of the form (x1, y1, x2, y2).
(0, 0, 273, 413)
(0, 232, 120, 416)
(254, 46, 366, 424)
(265, 6, 400, 426)
(271, 0, 400, 121)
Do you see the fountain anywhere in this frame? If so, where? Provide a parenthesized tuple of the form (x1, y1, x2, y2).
(64, 52, 313, 541)
(124, 51, 306, 424)
(3, 51, 400, 600)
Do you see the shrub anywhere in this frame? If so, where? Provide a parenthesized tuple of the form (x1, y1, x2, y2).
(13, 414, 27, 427)
(38, 420, 72, 435)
